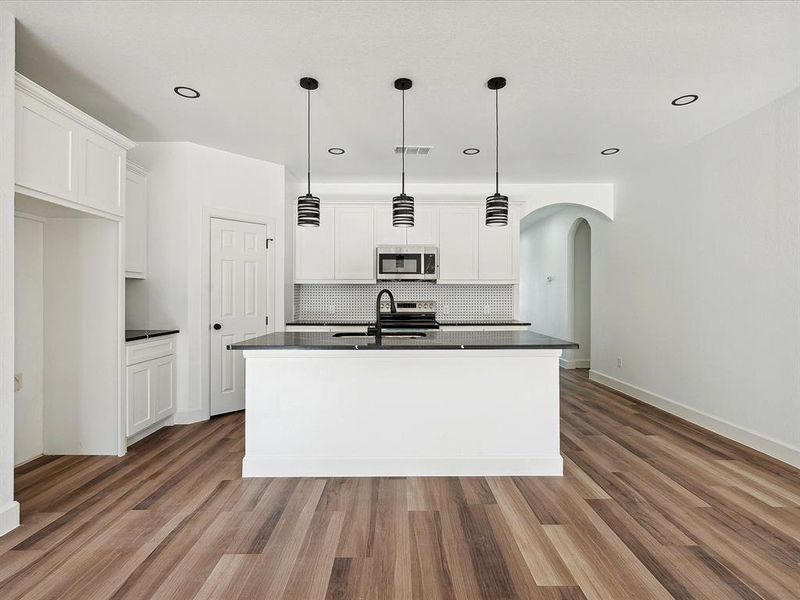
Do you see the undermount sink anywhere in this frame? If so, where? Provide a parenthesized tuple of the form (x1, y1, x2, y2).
(331, 331, 427, 339)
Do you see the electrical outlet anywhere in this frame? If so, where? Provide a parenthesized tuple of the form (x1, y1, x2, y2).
(14, 372, 22, 392)
(328, 304, 336, 314)
(617, 357, 623, 368)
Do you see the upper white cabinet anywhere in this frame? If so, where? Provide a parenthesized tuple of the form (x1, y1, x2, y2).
(125, 163, 148, 278)
(479, 206, 519, 281)
(294, 202, 519, 284)
(406, 206, 439, 246)
(335, 207, 375, 280)
(438, 207, 480, 281)
(14, 74, 134, 218)
(295, 205, 335, 281)
(375, 206, 406, 246)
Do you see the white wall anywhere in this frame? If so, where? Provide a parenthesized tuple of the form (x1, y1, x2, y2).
(590, 87, 800, 466)
(0, 8, 19, 535)
(129, 142, 286, 422)
(13, 215, 43, 465)
(572, 220, 591, 366)
(520, 206, 599, 367)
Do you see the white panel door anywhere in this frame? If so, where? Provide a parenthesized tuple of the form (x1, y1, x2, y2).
(438, 207, 479, 280)
(126, 362, 152, 436)
(295, 205, 335, 281)
(479, 206, 518, 281)
(335, 206, 375, 280)
(152, 355, 176, 420)
(210, 218, 269, 415)
(406, 206, 439, 245)
(374, 206, 406, 246)
(125, 166, 147, 278)
(15, 91, 77, 202)
(79, 128, 125, 216)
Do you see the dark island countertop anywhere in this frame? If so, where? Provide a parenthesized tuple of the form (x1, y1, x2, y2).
(286, 320, 532, 327)
(125, 329, 180, 342)
(228, 330, 576, 351)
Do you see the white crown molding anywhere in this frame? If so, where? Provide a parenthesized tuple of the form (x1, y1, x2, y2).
(15, 73, 136, 150)
(126, 160, 148, 176)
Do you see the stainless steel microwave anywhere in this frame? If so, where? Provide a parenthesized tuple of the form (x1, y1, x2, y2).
(376, 246, 438, 281)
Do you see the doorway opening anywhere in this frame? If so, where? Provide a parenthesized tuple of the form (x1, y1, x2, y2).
(566, 218, 591, 369)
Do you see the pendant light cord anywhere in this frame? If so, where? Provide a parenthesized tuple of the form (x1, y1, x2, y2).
(495, 87, 499, 195)
(306, 87, 311, 196)
(401, 88, 405, 194)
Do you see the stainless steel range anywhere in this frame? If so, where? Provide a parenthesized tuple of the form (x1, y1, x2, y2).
(372, 299, 438, 333)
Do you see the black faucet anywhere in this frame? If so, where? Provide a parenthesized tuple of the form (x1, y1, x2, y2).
(375, 289, 396, 340)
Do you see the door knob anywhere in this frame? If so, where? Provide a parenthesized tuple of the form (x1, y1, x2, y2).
(212, 323, 222, 330)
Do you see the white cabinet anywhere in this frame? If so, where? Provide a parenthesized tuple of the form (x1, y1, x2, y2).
(479, 206, 518, 281)
(335, 207, 375, 280)
(438, 207, 480, 281)
(295, 205, 335, 281)
(125, 163, 148, 278)
(14, 74, 134, 218)
(16, 90, 77, 202)
(375, 206, 406, 246)
(406, 206, 439, 246)
(79, 128, 125, 215)
(125, 335, 177, 438)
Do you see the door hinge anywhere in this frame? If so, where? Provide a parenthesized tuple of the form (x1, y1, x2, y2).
(265, 238, 274, 249)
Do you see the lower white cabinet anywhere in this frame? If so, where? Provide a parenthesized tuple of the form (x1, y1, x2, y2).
(126, 335, 176, 438)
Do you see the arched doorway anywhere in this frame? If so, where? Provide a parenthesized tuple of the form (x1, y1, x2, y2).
(566, 218, 591, 369)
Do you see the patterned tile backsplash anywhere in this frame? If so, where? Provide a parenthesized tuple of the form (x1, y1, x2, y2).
(294, 283, 515, 321)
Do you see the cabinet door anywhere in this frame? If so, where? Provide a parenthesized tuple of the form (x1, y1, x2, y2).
(479, 206, 518, 281)
(79, 128, 125, 216)
(125, 167, 147, 278)
(406, 206, 439, 246)
(375, 206, 406, 246)
(439, 207, 479, 280)
(152, 355, 176, 420)
(126, 362, 153, 436)
(295, 205, 335, 281)
(335, 207, 375, 281)
(15, 91, 77, 202)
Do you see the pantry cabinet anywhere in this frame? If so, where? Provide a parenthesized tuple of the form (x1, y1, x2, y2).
(14, 74, 134, 218)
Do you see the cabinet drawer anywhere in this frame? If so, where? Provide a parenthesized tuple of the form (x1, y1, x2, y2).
(126, 335, 176, 366)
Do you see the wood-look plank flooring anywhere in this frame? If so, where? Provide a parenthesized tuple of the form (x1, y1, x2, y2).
(2, 369, 799, 599)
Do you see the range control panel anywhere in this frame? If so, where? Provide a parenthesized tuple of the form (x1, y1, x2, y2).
(379, 300, 436, 313)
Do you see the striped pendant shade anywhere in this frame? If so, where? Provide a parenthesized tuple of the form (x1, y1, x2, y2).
(485, 193, 509, 226)
(392, 192, 414, 227)
(297, 193, 320, 227)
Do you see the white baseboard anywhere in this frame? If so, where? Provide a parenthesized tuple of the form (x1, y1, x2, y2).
(242, 455, 563, 478)
(126, 415, 173, 446)
(0, 500, 20, 536)
(173, 409, 208, 424)
(560, 358, 590, 369)
(589, 370, 800, 469)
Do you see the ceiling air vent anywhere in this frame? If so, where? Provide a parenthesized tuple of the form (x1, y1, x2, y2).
(394, 145, 432, 155)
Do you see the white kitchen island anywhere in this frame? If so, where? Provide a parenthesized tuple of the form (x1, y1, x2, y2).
(229, 330, 577, 477)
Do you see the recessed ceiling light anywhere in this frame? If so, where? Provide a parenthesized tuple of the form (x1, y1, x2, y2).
(328, 147, 345, 155)
(463, 148, 480, 155)
(174, 86, 200, 99)
(671, 94, 699, 106)
(601, 148, 620, 155)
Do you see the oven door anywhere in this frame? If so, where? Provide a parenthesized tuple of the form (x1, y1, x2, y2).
(376, 249, 423, 280)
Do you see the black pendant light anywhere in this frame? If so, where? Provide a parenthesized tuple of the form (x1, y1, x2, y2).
(297, 77, 320, 227)
(392, 78, 414, 227)
(486, 76, 509, 226)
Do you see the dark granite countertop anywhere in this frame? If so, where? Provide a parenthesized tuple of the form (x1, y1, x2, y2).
(229, 330, 575, 351)
(125, 329, 180, 342)
(286, 320, 531, 327)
